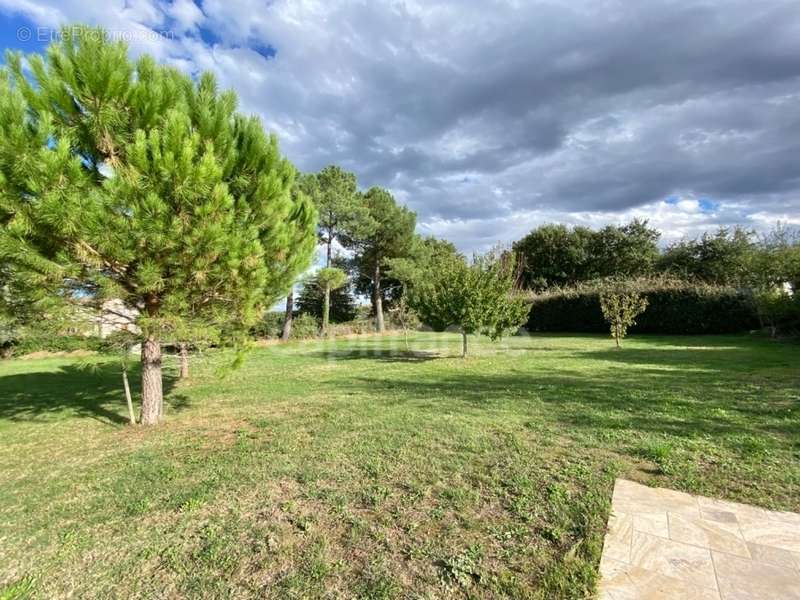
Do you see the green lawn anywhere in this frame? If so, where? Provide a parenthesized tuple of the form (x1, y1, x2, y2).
(1, 333, 798, 599)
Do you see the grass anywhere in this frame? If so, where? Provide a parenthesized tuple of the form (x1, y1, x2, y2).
(0, 332, 798, 599)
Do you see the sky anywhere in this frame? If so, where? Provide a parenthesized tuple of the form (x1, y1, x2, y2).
(1, 0, 800, 254)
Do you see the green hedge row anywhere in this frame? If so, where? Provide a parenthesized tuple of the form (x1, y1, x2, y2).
(2, 334, 108, 357)
(526, 280, 760, 334)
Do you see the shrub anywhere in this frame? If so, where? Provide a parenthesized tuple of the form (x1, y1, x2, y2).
(289, 313, 320, 339)
(9, 333, 105, 356)
(328, 318, 376, 337)
(252, 312, 285, 339)
(526, 277, 759, 334)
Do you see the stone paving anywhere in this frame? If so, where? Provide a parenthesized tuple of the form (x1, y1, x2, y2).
(599, 479, 800, 599)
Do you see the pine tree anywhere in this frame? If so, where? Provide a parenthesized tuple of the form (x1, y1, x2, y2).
(280, 171, 317, 341)
(296, 270, 357, 325)
(300, 166, 368, 267)
(343, 187, 416, 332)
(0, 26, 316, 424)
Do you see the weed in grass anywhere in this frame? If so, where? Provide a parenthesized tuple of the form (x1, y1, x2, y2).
(440, 544, 484, 589)
(0, 576, 36, 600)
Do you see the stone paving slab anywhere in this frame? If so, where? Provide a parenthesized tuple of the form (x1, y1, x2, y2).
(599, 479, 800, 599)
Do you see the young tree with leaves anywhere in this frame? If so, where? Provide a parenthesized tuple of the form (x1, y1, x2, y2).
(0, 26, 316, 424)
(599, 285, 649, 348)
(397, 246, 529, 357)
(296, 262, 357, 326)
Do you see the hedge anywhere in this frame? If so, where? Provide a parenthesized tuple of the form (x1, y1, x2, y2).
(526, 279, 760, 334)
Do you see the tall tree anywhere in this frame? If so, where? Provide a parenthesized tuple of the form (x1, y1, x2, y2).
(513, 220, 660, 290)
(301, 166, 365, 267)
(0, 26, 316, 424)
(512, 224, 594, 290)
(590, 220, 660, 279)
(344, 187, 416, 332)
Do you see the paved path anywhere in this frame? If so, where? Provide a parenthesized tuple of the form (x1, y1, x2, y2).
(599, 479, 800, 599)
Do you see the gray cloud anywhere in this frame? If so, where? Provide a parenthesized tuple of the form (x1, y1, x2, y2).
(2, 0, 800, 250)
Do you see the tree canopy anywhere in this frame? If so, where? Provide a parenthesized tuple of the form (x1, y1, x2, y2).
(512, 220, 660, 290)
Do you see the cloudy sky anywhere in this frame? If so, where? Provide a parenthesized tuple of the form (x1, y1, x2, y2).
(1, 0, 799, 253)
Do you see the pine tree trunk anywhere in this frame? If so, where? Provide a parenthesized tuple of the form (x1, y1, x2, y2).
(179, 343, 189, 379)
(140, 336, 163, 425)
(374, 262, 384, 333)
(322, 283, 331, 335)
(461, 332, 468, 358)
(326, 241, 332, 267)
(281, 290, 294, 341)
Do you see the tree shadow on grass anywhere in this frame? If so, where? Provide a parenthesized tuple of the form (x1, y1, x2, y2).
(334, 341, 799, 442)
(0, 362, 187, 425)
(304, 349, 442, 364)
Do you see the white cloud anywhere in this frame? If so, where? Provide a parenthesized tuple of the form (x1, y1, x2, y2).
(2, 0, 800, 254)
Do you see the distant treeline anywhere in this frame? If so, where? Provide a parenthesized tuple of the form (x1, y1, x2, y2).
(512, 220, 798, 291)
(513, 221, 799, 335)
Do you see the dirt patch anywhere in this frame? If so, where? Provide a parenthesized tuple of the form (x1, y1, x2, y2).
(19, 349, 97, 360)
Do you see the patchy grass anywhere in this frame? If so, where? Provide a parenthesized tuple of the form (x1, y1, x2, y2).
(0, 332, 798, 599)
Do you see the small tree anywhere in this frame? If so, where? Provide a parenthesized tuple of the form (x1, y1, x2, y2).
(400, 248, 530, 357)
(388, 294, 420, 352)
(314, 267, 348, 335)
(599, 287, 649, 348)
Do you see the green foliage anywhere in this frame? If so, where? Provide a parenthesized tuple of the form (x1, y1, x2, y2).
(513, 220, 659, 290)
(296, 276, 357, 324)
(315, 267, 348, 291)
(598, 284, 649, 347)
(289, 313, 320, 339)
(300, 166, 366, 265)
(253, 311, 320, 340)
(0, 24, 316, 345)
(753, 288, 800, 337)
(343, 187, 417, 327)
(399, 248, 530, 354)
(6, 334, 105, 357)
(252, 312, 285, 339)
(658, 226, 758, 287)
(526, 278, 760, 334)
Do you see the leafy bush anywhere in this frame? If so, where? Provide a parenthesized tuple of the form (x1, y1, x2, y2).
(526, 277, 759, 334)
(252, 312, 285, 339)
(328, 318, 376, 337)
(9, 333, 106, 357)
(289, 313, 320, 339)
(753, 288, 800, 337)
